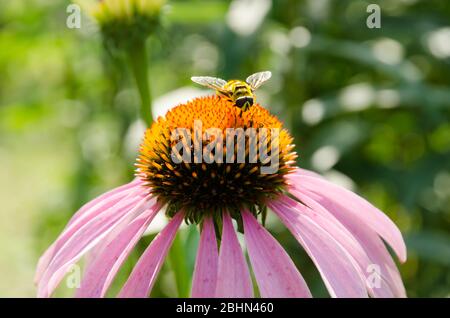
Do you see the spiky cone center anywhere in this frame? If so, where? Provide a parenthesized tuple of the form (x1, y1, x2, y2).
(137, 96, 297, 224)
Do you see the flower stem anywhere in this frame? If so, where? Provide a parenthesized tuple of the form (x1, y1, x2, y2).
(126, 41, 153, 127)
(168, 232, 190, 297)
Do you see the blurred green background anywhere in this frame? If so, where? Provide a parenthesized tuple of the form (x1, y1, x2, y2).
(0, 0, 449, 297)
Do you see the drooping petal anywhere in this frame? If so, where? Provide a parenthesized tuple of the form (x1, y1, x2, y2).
(191, 217, 219, 298)
(288, 189, 397, 298)
(118, 211, 184, 298)
(35, 245, 57, 286)
(298, 188, 406, 297)
(68, 178, 143, 228)
(75, 201, 163, 298)
(35, 179, 143, 284)
(215, 213, 253, 298)
(242, 210, 311, 298)
(288, 169, 406, 263)
(37, 195, 155, 298)
(269, 199, 368, 298)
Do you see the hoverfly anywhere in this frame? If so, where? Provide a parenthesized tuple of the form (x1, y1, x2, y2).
(191, 71, 272, 111)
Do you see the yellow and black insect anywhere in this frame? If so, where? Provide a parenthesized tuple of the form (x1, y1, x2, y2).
(191, 71, 272, 111)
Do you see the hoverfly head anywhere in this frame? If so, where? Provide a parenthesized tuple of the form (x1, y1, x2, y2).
(235, 96, 254, 110)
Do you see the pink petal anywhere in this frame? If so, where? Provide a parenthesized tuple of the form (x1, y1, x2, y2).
(299, 188, 406, 297)
(289, 168, 322, 179)
(288, 189, 397, 298)
(242, 210, 312, 298)
(118, 212, 184, 298)
(269, 198, 368, 298)
(215, 213, 253, 298)
(191, 217, 219, 298)
(35, 245, 57, 286)
(68, 178, 143, 228)
(288, 169, 407, 263)
(37, 195, 155, 298)
(75, 201, 163, 298)
(35, 179, 143, 284)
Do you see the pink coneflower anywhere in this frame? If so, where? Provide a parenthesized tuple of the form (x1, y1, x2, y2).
(35, 96, 406, 298)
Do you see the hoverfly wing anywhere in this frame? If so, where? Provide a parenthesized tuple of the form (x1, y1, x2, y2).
(191, 76, 227, 91)
(246, 71, 272, 90)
